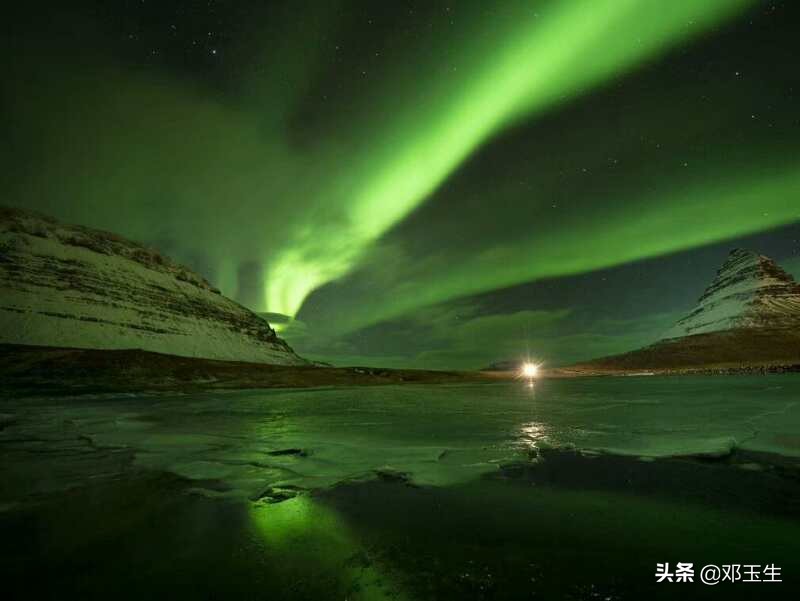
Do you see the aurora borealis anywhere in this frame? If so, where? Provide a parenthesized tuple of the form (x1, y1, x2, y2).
(3, 0, 799, 368)
(265, 0, 753, 319)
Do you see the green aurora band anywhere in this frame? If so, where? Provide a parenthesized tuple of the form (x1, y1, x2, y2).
(303, 164, 800, 338)
(9, 0, 798, 351)
(266, 0, 753, 319)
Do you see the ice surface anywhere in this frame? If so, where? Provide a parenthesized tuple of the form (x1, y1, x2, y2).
(2, 376, 800, 502)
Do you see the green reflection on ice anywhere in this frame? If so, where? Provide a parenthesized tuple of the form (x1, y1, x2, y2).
(249, 495, 407, 601)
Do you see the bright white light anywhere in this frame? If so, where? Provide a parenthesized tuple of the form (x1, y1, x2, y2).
(521, 362, 539, 378)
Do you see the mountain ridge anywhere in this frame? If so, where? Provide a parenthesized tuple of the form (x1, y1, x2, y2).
(664, 248, 800, 339)
(568, 249, 800, 373)
(0, 206, 306, 365)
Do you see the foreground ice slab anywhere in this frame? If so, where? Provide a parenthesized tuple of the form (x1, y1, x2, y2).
(2, 375, 800, 502)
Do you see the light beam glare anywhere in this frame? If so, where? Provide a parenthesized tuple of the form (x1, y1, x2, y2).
(521, 363, 540, 379)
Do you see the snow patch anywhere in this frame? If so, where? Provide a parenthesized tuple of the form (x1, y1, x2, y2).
(664, 248, 800, 338)
(0, 207, 306, 365)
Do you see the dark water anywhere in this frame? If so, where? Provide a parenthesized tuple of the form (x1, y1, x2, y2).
(2, 377, 800, 599)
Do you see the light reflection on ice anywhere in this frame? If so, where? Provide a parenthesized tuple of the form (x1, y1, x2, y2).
(249, 496, 407, 600)
(2, 375, 800, 502)
(517, 421, 549, 451)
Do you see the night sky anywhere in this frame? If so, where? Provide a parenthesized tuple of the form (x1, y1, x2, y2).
(3, 0, 799, 368)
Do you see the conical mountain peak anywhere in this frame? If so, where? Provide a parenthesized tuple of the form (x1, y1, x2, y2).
(664, 249, 800, 338)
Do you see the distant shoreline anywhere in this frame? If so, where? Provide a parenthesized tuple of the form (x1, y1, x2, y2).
(543, 363, 800, 378)
(2, 343, 799, 398)
(0, 344, 501, 396)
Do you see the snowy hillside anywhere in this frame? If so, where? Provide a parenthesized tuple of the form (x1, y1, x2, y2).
(0, 207, 307, 365)
(664, 248, 800, 339)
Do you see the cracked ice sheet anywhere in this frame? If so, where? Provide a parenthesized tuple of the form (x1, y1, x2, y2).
(2, 375, 800, 502)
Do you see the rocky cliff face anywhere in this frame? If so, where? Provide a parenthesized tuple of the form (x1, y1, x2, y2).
(0, 207, 306, 365)
(664, 249, 800, 339)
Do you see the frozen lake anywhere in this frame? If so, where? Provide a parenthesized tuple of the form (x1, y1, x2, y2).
(2, 376, 800, 500)
(2, 376, 800, 599)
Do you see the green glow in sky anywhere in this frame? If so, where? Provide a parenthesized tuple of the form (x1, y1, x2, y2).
(10, 0, 796, 369)
(266, 0, 752, 317)
(312, 163, 800, 337)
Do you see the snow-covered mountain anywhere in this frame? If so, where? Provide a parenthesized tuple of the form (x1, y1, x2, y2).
(0, 207, 306, 365)
(664, 249, 800, 339)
